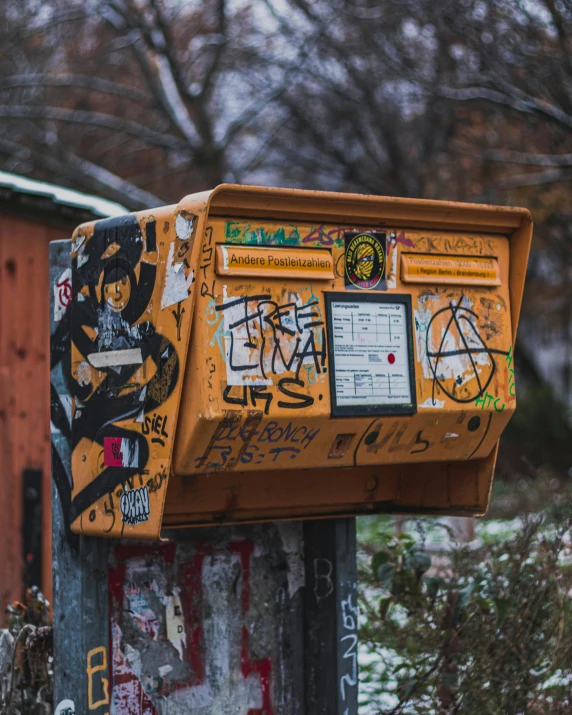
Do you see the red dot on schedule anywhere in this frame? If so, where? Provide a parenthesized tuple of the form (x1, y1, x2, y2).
(388, 353, 396, 365)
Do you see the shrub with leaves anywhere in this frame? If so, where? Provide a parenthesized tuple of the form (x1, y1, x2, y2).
(0, 587, 52, 715)
(359, 507, 572, 714)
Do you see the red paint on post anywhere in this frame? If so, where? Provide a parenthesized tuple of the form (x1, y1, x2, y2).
(388, 353, 396, 365)
(232, 540, 274, 714)
(180, 550, 207, 687)
(114, 542, 176, 564)
(241, 626, 274, 715)
(56, 274, 72, 308)
(108, 537, 275, 711)
(108, 561, 126, 605)
(113, 625, 159, 715)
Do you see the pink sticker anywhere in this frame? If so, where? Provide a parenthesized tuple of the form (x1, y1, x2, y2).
(104, 437, 124, 467)
(104, 437, 140, 468)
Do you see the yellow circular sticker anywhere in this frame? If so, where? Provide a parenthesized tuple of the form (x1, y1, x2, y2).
(345, 232, 386, 289)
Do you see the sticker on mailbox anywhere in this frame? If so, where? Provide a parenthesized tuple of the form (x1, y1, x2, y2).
(103, 436, 140, 468)
(344, 232, 386, 290)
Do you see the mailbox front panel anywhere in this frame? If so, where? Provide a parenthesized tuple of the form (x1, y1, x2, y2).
(172, 218, 515, 477)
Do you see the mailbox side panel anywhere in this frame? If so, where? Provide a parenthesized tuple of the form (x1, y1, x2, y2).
(68, 200, 209, 539)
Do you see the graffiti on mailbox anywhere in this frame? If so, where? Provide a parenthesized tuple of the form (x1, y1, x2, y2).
(211, 290, 328, 411)
(416, 292, 512, 407)
(193, 417, 321, 473)
(69, 212, 196, 536)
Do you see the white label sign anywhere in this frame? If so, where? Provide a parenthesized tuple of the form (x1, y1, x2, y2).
(330, 300, 412, 408)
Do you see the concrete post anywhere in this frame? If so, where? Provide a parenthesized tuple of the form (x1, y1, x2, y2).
(50, 240, 358, 715)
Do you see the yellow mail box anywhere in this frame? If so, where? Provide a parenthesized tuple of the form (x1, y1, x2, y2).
(68, 185, 531, 539)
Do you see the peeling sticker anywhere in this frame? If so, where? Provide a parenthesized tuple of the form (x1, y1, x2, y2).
(71, 233, 86, 252)
(161, 242, 194, 309)
(124, 643, 143, 676)
(219, 245, 230, 270)
(87, 348, 143, 369)
(165, 589, 186, 659)
(420, 397, 445, 408)
(55, 700, 75, 715)
(124, 583, 160, 639)
(104, 437, 140, 468)
(77, 242, 89, 268)
(443, 432, 459, 439)
(276, 523, 304, 598)
(175, 213, 196, 241)
(414, 297, 440, 380)
(77, 361, 92, 387)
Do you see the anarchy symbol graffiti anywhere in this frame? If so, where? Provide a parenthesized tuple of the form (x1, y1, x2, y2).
(426, 297, 509, 404)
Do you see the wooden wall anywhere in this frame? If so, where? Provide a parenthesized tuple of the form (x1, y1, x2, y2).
(0, 213, 70, 605)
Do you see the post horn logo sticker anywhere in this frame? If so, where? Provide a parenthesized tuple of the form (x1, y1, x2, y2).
(344, 232, 387, 290)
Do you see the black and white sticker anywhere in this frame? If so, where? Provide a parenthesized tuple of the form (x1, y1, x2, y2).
(120, 485, 150, 526)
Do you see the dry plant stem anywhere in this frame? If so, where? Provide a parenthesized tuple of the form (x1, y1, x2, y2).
(2, 625, 35, 715)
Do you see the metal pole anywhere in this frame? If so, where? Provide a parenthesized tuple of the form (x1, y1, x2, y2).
(304, 519, 358, 715)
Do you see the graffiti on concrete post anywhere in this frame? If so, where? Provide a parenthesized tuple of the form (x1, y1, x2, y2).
(108, 524, 305, 713)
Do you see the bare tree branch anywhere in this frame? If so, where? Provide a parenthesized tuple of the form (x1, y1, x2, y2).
(498, 168, 572, 189)
(63, 151, 163, 207)
(17, 7, 88, 38)
(0, 104, 187, 150)
(198, 0, 227, 100)
(480, 149, 572, 168)
(0, 136, 161, 209)
(439, 82, 572, 132)
(104, 0, 202, 147)
(0, 74, 149, 103)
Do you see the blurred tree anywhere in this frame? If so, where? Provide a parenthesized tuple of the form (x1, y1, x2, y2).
(2, 0, 572, 213)
(250, 0, 572, 203)
(0, 0, 285, 208)
(243, 0, 467, 198)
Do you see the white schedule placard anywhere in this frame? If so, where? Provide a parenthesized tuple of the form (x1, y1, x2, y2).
(330, 299, 413, 408)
